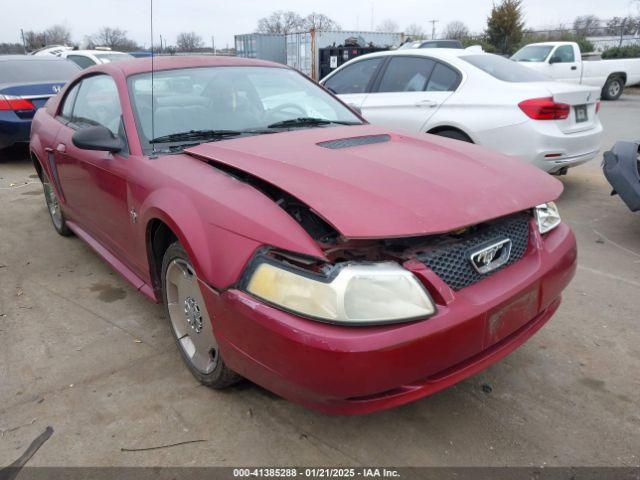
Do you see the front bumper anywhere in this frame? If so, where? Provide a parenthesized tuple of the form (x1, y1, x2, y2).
(203, 222, 577, 415)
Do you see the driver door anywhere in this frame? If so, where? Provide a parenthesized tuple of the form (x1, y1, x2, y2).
(54, 74, 133, 264)
(548, 45, 581, 83)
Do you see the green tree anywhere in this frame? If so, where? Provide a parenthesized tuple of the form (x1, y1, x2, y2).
(486, 0, 525, 54)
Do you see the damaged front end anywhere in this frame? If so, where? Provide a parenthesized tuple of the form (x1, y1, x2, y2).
(603, 140, 640, 212)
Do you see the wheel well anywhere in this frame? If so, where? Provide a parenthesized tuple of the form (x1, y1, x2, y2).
(427, 126, 473, 142)
(608, 72, 627, 85)
(147, 219, 178, 297)
(30, 151, 44, 182)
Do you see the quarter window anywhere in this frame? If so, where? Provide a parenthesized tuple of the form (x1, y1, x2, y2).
(323, 58, 382, 94)
(67, 55, 96, 69)
(426, 63, 460, 91)
(59, 83, 80, 120)
(378, 57, 436, 92)
(71, 75, 122, 135)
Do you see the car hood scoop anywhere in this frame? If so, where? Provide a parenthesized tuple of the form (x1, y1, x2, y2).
(185, 125, 562, 239)
(317, 134, 390, 149)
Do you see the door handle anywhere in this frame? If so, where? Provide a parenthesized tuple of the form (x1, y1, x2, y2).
(55, 143, 66, 154)
(45, 147, 54, 153)
(571, 66, 577, 70)
(415, 99, 438, 108)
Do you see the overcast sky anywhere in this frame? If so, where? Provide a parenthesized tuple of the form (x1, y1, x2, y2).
(2, 0, 639, 48)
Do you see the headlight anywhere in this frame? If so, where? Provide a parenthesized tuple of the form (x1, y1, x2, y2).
(534, 202, 561, 234)
(245, 260, 436, 325)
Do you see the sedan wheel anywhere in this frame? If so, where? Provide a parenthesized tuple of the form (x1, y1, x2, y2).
(161, 242, 241, 387)
(42, 172, 72, 236)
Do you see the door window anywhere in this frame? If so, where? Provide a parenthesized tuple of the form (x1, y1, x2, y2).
(551, 45, 575, 63)
(323, 58, 383, 94)
(378, 57, 436, 92)
(67, 55, 96, 69)
(426, 63, 461, 92)
(71, 75, 122, 135)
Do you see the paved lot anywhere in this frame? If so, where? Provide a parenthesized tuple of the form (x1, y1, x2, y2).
(1, 96, 639, 467)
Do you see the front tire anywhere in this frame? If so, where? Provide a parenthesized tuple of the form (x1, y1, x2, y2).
(161, 242, 241, 388)
(602, 76, 623, 101)
(42, 172, 72, 236)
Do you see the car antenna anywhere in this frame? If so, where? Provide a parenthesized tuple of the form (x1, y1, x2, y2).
(149, 0, 158, 159)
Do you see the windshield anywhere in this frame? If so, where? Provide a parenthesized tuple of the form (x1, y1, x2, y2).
(0, 59, 80, 83)
(511, 45, 554, 62)
(128, 66, 362, 151)
(96, 53, 134, 63)
(461, 54, 549, 82)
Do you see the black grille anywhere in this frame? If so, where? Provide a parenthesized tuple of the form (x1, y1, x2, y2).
(317, 134, 390, 149)
(416, 212, 531, 291)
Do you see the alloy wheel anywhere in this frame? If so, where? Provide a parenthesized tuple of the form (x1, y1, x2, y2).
(165, 258, 218, 374)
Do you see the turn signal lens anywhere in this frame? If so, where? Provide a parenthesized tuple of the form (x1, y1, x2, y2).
(595, 101, 601, 114)
(0, 95, 35, 111)
(519, 97, 570, 120)
(534, 202, 561, 234)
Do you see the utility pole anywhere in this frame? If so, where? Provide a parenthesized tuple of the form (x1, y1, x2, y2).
(211, 36, 215, 54)
(20, 28, 27, 53)
(428, 19, 439, 39)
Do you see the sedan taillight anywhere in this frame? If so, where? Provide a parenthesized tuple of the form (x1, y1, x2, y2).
(596, 101, 601, 114)
(518, 97, 570, 120)
(0, 95, 35, 111)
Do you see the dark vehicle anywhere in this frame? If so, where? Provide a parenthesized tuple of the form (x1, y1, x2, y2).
(603, 141, 640, 211)
(399, 39, 464, 50)
(0, 56, 80, 151)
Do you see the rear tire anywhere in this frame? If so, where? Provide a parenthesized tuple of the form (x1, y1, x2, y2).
(42, 172, 72, 236)
(602, 76, 623, 101)
(432, 129, 473, 143)
(161, 242, 241, 389)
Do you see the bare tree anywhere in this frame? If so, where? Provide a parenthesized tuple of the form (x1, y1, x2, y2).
(44, 25, 72, 45)
(92, 27, 138, 51)
(23, 24, 72, 51)
(573, 15, 601, 36)
(256, 11, 304, 34)
(405, 23, 426, 39)
(376, 19, 399, 33)
(303, 12, 340, 31)
(443, 21, 470, 40)
(176, 32, 204, 52)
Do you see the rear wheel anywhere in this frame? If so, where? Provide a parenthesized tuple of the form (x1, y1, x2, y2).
(602, 76, 624, 101)
(432, 129, 473, 143)
(161, 242, 241, 388)
(42, 172, 72, 236)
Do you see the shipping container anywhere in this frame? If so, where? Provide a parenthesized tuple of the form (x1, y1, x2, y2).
(234, 33, 286, 64)
(319, 45, 387, 79)
(286, 30, 404, 80)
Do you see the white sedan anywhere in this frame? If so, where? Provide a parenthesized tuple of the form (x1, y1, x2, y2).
(320, 48, 603, 174)
(58, 50, 133, 69)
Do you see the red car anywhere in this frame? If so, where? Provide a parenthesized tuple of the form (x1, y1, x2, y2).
(30, 56, 577, 414)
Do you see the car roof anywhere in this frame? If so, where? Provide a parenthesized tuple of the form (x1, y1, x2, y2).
(66, 50, 131, 55)
(0, 55, 72, 62)
(522, 42, 572, 47)
(90, 55, 286, 76)
(348, 48, 474, 61)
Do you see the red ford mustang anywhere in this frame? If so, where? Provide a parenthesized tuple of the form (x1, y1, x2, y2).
(30, 56, 577, 414)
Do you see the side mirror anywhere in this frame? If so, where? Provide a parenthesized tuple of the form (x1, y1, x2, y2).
(72, 125, 122, 153)
(549, 56, 561, 64)
(348, 103, 362, 116)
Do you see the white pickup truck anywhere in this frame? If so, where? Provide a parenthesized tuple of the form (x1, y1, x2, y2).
(512, 41, 640, 100)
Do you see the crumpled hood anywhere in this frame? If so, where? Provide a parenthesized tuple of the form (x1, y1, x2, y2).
(185, 125, 562, 239)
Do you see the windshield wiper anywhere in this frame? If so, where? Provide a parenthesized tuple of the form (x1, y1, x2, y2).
(150, 129, 243, 144)
(266, 117, 360, 129)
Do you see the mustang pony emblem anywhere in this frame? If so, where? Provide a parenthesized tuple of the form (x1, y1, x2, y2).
(469, 238, 512, 274)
